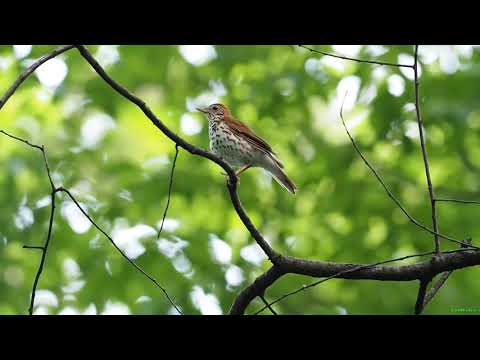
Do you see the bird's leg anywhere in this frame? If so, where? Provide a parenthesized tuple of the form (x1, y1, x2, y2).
(235, 164, 251, 177)
(221, 165, 251, 187)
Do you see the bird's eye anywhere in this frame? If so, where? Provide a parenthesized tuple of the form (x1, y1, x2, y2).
(212, 106, 218, 111)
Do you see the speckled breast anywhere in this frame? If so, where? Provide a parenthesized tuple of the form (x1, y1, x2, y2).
(208, 120, 255, 167)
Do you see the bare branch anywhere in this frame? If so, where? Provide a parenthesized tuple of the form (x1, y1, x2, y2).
(0, 130, 59, 314)
(0, 45, 75, 110)
(157, 144, 179, 240)
(23, 246, 44, 250)
(435, 198, 480, 205)
(338, 94, 477, 250)
(0, 129, 182, 315)
(414, 278, 430, 315)
(413, 45, 440, 254)
(298, 45, 414, 68)
(59, 187, 183, 314)
(260, 295, 278, 315)
(230, 266, 285, 315)
(253, 248, 479, 315)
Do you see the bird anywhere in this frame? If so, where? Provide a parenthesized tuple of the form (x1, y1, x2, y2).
(197, 103, 296, 194)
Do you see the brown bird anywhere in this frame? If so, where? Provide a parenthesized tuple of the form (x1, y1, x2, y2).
(197, 103, 296, 194)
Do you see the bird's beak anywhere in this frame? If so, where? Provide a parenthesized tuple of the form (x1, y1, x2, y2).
(196, 107, 209, 113)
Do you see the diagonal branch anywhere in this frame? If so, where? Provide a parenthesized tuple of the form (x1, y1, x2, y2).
(338, 94, 477, 250)
(298, 45, 414, 68)
(0, 129, 182, 315)
(0, 45, 75, 110)
(59, 187, 183, 314)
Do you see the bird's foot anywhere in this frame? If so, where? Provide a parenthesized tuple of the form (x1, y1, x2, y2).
(220, 171, 239, 186)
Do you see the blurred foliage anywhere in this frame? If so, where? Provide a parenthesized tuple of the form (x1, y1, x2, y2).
(1, 45, 480, 315)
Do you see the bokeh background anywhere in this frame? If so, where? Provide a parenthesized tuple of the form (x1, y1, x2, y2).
(1, 45, 480, 315)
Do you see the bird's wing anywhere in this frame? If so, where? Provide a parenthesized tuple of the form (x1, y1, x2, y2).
(226, 116, 284, 168)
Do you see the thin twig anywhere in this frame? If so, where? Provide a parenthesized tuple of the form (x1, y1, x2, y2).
(157, 144, 179, 240)
(0, 130, 43, 151)
(260, 294, 278, 315)
(27, 190, 57, 315)
(0, 129, 59, 315)
(59, 187, 183, 314)
(338, 94, 478, 250)
(298, 45, 414, 68)
(0, 45, 75, 110)
(435, 198, 480, 205)
(23, 245, 45, 250)
(1, 129, 182, 315)
(413, 45, 440, 255)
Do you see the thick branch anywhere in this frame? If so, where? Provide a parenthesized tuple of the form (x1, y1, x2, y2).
(276, 250, 480, 281)
(414, 278, 430, 315)
(1, 130, 182, 314)
(229, 266, 285, 315)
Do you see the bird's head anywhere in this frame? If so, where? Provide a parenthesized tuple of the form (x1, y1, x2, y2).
(196, 103, 230, 119)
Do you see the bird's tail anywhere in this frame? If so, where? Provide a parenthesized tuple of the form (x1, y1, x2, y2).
(268, 162, 297, 195)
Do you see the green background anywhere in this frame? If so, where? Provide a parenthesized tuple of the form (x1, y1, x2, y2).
(1, 45, 479, 315)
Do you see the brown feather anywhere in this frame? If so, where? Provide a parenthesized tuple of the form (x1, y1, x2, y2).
(224, 115, 276, 154)
(219, 104, 284, 169)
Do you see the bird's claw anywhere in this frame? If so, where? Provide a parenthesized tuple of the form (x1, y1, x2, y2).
(220, 171, 239, 186)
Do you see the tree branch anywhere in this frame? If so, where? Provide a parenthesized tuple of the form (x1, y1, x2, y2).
(413, 45, 440, 254)
(419, 238, 473, 314)
(74, 45, 281, 263)
(0, 130, 182, 315)
(298, 45, 414, 68)
(229, 266, 285, 315)
(435, 198, 480, 205)
(339, 94, 477, 250)
(0, 45, 75, 110)
(59, 187, 183, 314)
(252, 248, 479, 315)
